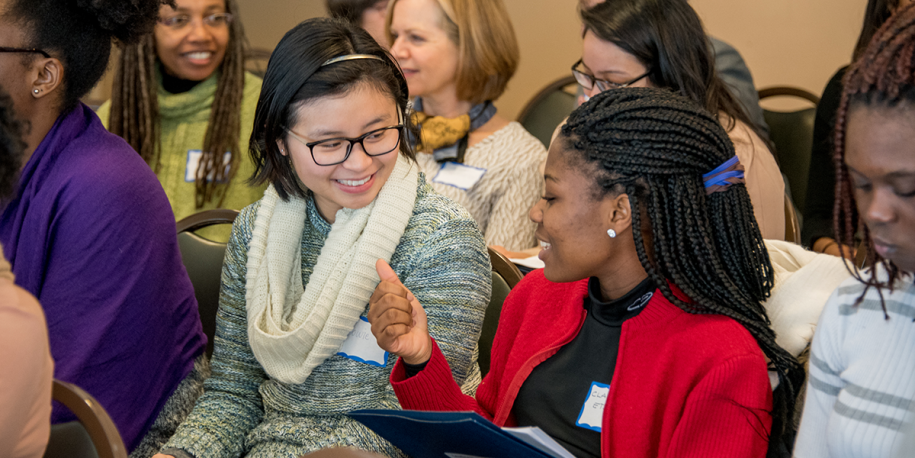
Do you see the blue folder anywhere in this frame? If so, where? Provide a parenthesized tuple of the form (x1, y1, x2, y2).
(347, 409, 559, 458)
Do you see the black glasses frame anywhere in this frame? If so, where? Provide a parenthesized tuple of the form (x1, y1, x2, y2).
(285, 124, 404, 166)
(571, 59, 652, 92)
(0, 46, 50, 58)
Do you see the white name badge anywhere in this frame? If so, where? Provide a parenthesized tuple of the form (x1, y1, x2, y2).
(432, 162, 487, 190)
(576, 381, 610, 432)
(185, 150, 232, 182)
(336, 317, 389, 367)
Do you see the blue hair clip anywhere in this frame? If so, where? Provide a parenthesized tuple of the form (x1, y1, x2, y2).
(703, 156, 745, 194)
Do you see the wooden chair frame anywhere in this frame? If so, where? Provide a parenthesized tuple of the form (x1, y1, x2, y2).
(50, 379, 127, 458)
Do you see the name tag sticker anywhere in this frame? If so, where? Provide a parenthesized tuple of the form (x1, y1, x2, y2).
(432, 162, 487, 190)
(185, 150, 232, 182)
(337, 317, 389, 367)
(576, 381, 610, 432)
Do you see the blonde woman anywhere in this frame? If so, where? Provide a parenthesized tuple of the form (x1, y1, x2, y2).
(387, 0, 547, 252)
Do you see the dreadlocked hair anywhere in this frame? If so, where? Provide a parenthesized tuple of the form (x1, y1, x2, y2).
(108, 0, 248, 208)
(563, 87, 804, 455)
(834, 1, 915, 311)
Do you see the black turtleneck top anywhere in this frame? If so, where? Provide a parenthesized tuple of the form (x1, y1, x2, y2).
(512, 276, 655, 458)
(161, 69, 203, 94)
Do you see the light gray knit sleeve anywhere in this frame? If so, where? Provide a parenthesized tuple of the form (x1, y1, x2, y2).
(162, 203, 268, 458)
(395, 196, 492, 388)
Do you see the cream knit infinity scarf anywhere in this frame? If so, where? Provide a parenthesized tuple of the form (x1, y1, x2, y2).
(245, 155, 418, 384)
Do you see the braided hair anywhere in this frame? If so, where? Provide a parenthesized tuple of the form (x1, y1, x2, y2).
(562, 87, 803, 454)
(834, 2, 915, 301)
(108, 0, 248, 208)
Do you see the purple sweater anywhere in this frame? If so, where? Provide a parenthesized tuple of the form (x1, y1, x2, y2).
(0, 104, 206, 451)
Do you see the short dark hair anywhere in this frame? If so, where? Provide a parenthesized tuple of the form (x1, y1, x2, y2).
(326, 0, 380, 24)
(249, 18, 416, 201)
(0, 88, 25, 199)
(7, 0, 169, 112)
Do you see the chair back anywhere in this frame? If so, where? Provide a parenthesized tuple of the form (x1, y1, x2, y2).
(44, 380, 126, 458)
(758, 87, 820, 215)
(784, 193, 802, 244)
(177, 209, 240, 358)
(479, 248, 524, 376)
(516, 75, 578, 148)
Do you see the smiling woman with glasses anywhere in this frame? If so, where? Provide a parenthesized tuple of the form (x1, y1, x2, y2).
(153, 18, 491, 458)
(98, 0, 264, 242)
(578, 0, 786, 241)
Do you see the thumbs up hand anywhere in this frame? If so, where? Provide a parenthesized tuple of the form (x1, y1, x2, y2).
(368, 259, 432, 365)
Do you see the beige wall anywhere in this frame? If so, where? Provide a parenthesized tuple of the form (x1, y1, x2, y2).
(91, 0, 865, 118)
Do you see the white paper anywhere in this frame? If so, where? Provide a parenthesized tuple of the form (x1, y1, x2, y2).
(575, 382, 610, 432)
(336, 317, 388, 367)
(502, 426, 576, 458)
(185, 150, 232, 182)
(510, 254, 545, 270)
(432, 162, 487, 190)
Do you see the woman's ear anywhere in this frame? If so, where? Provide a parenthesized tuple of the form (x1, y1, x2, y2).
(30, 57, 63, 99)
(602, 192, 634, 236)
(276, 139, 287, 156)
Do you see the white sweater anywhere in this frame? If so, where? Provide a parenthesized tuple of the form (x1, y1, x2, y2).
(416, 121, 546, 251)
(793, 269, 915, 458)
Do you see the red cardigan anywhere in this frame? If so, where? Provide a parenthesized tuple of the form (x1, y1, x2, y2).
(391, 270, 773, 457)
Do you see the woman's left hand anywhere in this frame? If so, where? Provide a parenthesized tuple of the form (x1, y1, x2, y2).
(368, 259, 432, 365)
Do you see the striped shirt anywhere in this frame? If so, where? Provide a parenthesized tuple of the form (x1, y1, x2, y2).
(794, 270, 915, 458)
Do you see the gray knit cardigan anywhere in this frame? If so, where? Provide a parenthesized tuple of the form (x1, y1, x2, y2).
(162, 174, 491, 458)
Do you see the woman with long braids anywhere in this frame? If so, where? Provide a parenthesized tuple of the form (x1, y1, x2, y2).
(804, 0, 913, 256)
(0, 0, 206, 456)
(794, 4, 915, 457)
(575, 0, 786, 240)
(370, 87, 802, 457)
(98, 0, 263, 241)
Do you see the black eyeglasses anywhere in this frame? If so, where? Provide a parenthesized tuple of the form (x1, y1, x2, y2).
(285, 125, 404, 166)
(572, 59, 652, 92)
(0, 46, 50, 58)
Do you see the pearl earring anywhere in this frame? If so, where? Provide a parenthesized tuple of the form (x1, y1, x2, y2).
(33, 89, 40, 94)
(607, 229, 616, 238)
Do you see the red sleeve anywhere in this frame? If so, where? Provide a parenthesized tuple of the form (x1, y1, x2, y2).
(391, 339, 499, 420)
(664, 354, 772, 458)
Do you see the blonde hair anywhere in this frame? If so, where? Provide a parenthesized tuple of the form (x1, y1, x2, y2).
(386, 0, 519, 104)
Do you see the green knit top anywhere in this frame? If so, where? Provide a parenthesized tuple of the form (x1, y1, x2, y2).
(162, 173, 492, 458)
(97, 70, 265, 242)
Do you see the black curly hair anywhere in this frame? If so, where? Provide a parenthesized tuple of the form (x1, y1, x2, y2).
(5, 0, 173, 112)
(562, 87, 803, 455)
(0, 88, 25, 199)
